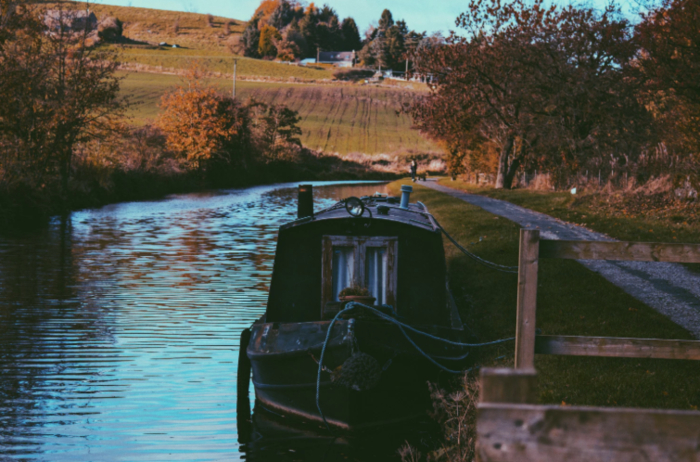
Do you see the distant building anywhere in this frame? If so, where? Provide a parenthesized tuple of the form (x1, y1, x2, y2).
(44, 10, 98, 33)
(316, 51, 356, 68)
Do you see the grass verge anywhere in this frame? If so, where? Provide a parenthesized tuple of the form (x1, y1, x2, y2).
(437, 178, 700, 244)
(388, 179, 699, 458)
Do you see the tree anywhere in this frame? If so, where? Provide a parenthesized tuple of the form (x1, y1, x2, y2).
(378, 9, 394, 30)
(249, 102, 302, 161)
(0, 2, 125, 197)
(340, 17, 362, 51)
(637, 0, 700, 156)
(412, 0, 642, 189)
(384, 24, 406, 69)
(258, 24, 281, 58)
(156, 68, 251, 171)
(240, 19, 261, 57)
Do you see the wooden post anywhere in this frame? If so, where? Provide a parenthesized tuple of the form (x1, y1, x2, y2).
(515, 229, 539, 369)
(480, 368, 537, 404)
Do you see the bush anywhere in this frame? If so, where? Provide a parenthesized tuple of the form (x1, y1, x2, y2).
(333, 68, 375, 81)
(97, 17, 123, 42)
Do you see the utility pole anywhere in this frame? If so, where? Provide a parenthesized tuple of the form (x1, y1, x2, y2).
(233, 59, 238, 99)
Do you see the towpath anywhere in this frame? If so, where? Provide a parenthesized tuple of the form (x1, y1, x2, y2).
(422, 180, 700, 339)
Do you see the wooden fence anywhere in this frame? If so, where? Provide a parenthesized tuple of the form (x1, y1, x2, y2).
(514, 229, 700, 368)
(476, 231, 700, 461)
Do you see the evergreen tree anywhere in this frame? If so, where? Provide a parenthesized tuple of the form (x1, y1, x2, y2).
(258, 24, 281, 58)
(241, 19, 261, 58)
(379, 9, 394, 31)
(340, 17, 362, 51)
(385, 24, 406, 69)
(268, 1, 295, 30)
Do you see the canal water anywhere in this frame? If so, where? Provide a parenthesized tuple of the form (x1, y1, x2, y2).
(0, 181, 439, 461)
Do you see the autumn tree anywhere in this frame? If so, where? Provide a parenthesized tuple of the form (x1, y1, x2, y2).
(0, 1, 125, 199)
(258, 24, 281, 58)
(156, 69, 251, 171)
(637, 0, 700, 160)
(156, 67, 304, 171)
(412, 0, 643, 188)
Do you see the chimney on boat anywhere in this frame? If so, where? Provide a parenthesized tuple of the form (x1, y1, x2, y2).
(400, 185, 413, 209)
(298, 184, 314, 219)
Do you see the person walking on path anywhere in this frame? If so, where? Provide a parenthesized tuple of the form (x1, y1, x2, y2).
(410, 160, 418, 182)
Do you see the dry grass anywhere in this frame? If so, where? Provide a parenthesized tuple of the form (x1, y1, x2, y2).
(40, 1, 245, 51)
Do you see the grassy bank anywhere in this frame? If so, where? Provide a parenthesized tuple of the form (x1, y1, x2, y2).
(437, 178, 700, 244)
(387, 179, 699, 458)
(121, 72, 440, 156)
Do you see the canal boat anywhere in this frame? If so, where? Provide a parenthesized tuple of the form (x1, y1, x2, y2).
(239, 184, 474, 432)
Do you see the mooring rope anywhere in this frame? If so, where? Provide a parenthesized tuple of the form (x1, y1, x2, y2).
(433, 219, 520, 274)
(315, 302, 516, 430)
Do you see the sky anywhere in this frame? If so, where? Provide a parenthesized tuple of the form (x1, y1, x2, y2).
(91, 0, 644, 35)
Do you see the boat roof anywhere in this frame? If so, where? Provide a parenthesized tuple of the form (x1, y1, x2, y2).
(281, 195, 438, 232)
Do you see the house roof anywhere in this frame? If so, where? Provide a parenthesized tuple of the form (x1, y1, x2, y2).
(318, 51, 355, 62)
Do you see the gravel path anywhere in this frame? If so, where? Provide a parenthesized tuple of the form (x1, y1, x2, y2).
(423, 181, 700, 339)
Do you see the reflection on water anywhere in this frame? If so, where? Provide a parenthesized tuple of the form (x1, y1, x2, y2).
(0, 181, 442, 461)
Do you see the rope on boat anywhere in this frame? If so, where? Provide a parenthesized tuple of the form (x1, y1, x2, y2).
(315, 302, 516, 430)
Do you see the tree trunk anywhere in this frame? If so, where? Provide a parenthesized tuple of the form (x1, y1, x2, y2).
(495, 135, 516, 189)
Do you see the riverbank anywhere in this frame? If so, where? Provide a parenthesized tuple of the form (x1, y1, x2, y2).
(0, 150, 400, 233)
(387, 179, 700, 460)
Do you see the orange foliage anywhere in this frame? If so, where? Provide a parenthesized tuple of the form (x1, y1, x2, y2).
(254, 0, 282, 27)
(156, 71, 245, 170)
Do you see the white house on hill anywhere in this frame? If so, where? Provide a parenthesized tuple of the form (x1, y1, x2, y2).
(316, 51, 356, 68)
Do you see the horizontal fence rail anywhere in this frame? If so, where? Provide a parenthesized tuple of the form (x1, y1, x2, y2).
(535, 335, 700, 360)
(476, 368, 700, 462)
(539, 239, 700, 263)
(477, 403, 700, 462)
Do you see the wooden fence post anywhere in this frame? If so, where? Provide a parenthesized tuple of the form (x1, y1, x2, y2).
(515, 229, 539, 369)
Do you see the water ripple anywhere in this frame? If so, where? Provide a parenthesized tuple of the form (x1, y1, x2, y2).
(0, 181, 389, 461)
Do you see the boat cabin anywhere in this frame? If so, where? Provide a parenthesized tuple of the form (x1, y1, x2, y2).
(265, 187, 451, 328)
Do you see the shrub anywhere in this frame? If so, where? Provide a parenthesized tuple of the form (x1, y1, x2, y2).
(97, 17, 123, 42)
(333, 68, 375, 81)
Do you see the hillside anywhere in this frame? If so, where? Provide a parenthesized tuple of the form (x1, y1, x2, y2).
(121, 72, 440, 156)
(41, 2, 441, 156)
(43, 1, 334, 80)
(43, 1, 244, 50)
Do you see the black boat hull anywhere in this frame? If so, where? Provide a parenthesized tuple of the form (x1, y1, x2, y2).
(247, 317, 472, 431)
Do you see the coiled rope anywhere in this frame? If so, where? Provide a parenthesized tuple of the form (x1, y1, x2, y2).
(315, 302, 516, 430)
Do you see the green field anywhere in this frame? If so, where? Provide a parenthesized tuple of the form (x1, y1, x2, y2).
(121, 72, 441, 156)
(112, 46, 334, 80)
